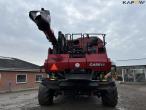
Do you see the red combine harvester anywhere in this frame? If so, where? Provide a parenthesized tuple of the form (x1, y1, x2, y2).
(29, 8, 118, 107)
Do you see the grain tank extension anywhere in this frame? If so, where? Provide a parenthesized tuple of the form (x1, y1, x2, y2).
(29, 8, 118, 107)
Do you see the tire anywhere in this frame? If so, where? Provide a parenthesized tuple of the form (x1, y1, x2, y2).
(38, 84, 54, 106)
(101, 86, 118, 107)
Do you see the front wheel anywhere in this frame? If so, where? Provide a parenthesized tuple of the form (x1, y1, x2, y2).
(38, 84, 54, 106)
(101, 86, 118, 107)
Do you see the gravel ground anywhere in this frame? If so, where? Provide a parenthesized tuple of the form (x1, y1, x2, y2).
(0, 83, 146, 110)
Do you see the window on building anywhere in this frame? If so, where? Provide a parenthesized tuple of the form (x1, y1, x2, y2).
(133, 69, 145, 82)
(36, 74, 43, 82)
(16, 74, 27, 83)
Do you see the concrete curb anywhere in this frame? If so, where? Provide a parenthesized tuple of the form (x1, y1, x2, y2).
(119, 81, 146, 85)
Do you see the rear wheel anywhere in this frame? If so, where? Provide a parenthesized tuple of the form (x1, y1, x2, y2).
(101, 86, 118, 107)
(38, 84, 54, 106)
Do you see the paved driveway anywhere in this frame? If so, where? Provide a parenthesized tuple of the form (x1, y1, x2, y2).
(0, 84, 146, 110)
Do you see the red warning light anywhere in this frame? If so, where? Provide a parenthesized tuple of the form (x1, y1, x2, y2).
(50, 64, 58, 71)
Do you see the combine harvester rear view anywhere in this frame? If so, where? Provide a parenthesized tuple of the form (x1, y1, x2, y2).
(29, 8, 118, 107)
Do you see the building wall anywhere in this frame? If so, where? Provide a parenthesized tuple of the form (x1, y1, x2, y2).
(0, 71, 46, 92)
(117, 65, 146, 82)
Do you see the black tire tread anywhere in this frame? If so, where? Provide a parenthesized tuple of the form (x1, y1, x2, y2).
(101, 86, 118, 107)
(38, 84, 54, 106)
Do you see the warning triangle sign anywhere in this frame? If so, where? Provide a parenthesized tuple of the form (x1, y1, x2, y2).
(50, 64, 58, 71)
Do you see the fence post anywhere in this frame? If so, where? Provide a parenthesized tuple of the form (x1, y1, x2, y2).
(122, 69, 125, 82)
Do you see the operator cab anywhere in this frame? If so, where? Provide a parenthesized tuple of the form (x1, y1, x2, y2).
(64, 33, 106, 55)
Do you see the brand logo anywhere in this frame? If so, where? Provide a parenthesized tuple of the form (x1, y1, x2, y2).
(89, 63, 105, 67)
(75, 63, 80, 68)
(122, 0, 145, 4)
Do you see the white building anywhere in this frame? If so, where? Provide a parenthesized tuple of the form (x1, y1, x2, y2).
(116, 58, 146, 83)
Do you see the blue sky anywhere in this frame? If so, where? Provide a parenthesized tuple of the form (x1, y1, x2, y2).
(0, 0, 146, 65)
